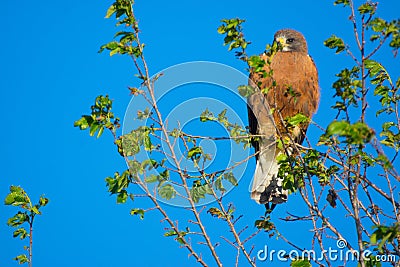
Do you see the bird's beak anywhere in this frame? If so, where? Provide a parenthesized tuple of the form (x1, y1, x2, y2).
(276, 37, 287, 47)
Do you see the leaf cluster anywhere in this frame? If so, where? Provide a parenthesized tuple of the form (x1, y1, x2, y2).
(322, 121, 374, 146)
(277, 149, 338, 194)
(99, 0, 147, 76)
(254, 216, 275, 233)
(190, 172, 238, 203)
(369, 223, 399, 253)
(74, 95, 120, 138)
(164, 227, 190, 245)
(217, 18, 250, 60)
(4, 185, 49, 265)
(116, 126, 154, 157)
(330, 67, 361, 111)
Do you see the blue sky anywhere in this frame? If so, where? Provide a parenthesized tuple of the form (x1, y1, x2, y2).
(1, 0, 399, 266)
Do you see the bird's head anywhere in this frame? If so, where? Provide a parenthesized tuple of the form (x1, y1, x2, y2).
(273, 29, 308, 53)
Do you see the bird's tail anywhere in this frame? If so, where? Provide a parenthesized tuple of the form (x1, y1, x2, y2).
(250, 151, 288, 204)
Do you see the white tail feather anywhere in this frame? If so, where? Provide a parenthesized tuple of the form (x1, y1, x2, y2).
(250, 151, 288, 204)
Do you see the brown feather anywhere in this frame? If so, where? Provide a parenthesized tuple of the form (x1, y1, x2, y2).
(258, 51, 319, 143)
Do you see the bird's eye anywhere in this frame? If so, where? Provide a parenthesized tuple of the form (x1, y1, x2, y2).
(286, 38, 295, 43)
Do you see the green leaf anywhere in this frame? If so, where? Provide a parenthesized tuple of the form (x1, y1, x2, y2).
(116, 190, 128, 204)
(324, 35, 346, 53)
(370, 34, 380, 42)
(128, 160, 142, 175)
(7, 212, 29, 227)
(217, 109, 228, 123)
(200, 108, 216, 122)
(330, 66, 360, 109)
(217, 25, 226, 34)
(334, 0, 349, 6)
(143, 135, 152, 151)
(324, 121, 374, 145)
(137, 107, 151, 120)
(39, 196, 49, 207)
(144, 174, 158, 183)
(214, 176, 226, 192)
(248, 55, 266, 73)
(190, 184, 208, 203)
(176, 237, 185, 245)
(364, 59, 382, 76)
(389, 30, 400, 50)
(4, 186, 29, 206)
(130, 208, 145, 219)
(99, 41, 120, 54)
(13, 228, 28, 240)
(223, 172, 238, 186)
(119, 132, 139, 157)
(358, 2, 376, 15)
(286, 113, 309, 126)
(255, 217, 275, 231)
(370, 232, 377, 244)
(105, 3, 117, 18)
(31, 205, 41, 215)
(291, 258, 311, 267)
(169, 128, 182, 138)
(164, 228, 189, 245)
(376, 154, 393, 170)
(326, 121, 348, 136)
(10, 185, 24, 194)
(160, 169, 170, 179)
(14, 254, 29, 264)
(158, 184, 176, 200)
(89, 123, 100, 137)
(187, 146, 203, 160)
(370, 223, 399, 252)
(73, 115, 93, 130)
(207, 207, 227, 220)
(164, 230, 178, 237)
(115, 31, 136, 44)
(237, 85, 255, 97)
(97, 126, 105, 138)
(368, 18, 387, 33)
(105, 170, 131, 195)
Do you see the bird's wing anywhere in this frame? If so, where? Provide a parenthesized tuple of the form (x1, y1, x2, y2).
(247, 82, 277, 203)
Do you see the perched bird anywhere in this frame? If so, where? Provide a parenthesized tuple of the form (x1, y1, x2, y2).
(248, 29, 320, 208)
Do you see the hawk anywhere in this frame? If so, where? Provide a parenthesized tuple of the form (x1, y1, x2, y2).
(248, 29, 320, 207)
